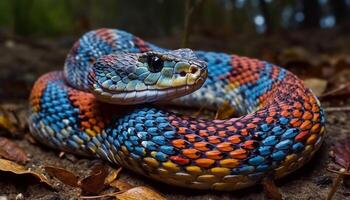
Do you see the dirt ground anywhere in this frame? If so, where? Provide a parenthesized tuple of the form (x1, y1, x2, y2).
(0, 29, 350, 200)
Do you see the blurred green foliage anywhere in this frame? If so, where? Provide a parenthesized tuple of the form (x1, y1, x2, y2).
(0, 0, 348, 37)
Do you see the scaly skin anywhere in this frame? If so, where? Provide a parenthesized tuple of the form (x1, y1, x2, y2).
(28, 29, 326, 191)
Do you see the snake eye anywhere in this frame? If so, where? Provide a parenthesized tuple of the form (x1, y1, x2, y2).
(147, 56, 164, 73)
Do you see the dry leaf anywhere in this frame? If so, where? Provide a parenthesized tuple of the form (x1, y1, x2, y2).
(0, 115, 17, 134)
(79, 162, 109, 195)
(0, 158, 51, 187)
(0, 137, 28, 164)
(44, 166, 79, 187)
(104, 167, 122, 185)
(0, 103, 28, 134)
(304, 78, 328, 96)
(110, 180, 133, 191)
(329, 137, 350, 171)
(215, 101, 236, 119)
(115, 186, 166, 200)
(262, 177, 282, 200)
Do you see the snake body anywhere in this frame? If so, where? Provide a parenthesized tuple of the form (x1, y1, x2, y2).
(28, 28, 326, 190)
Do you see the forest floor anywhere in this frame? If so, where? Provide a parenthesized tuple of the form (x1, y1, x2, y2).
(0, 28, 350, 200)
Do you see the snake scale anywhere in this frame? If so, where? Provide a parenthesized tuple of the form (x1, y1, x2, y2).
(28, 28, 325, 191)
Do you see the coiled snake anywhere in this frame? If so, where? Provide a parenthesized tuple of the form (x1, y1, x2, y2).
(28, 28, 326, 190)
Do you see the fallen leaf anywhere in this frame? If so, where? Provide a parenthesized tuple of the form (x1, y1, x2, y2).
(104, 167, 122, 185)
(215, 101, 236, 119)
(329, 137, 350, 171)
(262, 177, 282, 200)
(0, 158, 51, 187)
(44, 166, 79, 187)
(0, 137, 28, 164)
(303, 78, 328, 96)
(110, 180, 133, 191)
(115, 186, 166, 200)
(0, 103, 28, 135)
(0, 115, 17, 134)
(79, 162, 109, 195)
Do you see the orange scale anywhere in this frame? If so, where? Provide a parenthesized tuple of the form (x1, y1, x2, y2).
(199, 130, 209, 137)
(190, 124, 197, 129)
(300, 120, 312, 130)
(246, 123, 257, 129)
(89, 118, 97, 125)
(312, 104, 320, 112)
(194, 142, 210, 151)
(205, 150, 223, 160)
(265, 117, 275, 124)
(81, 121, 91, 129)
(302, 111, 313, 120)
(177, 127, 187, 134)
(185, 134, 198, 142)
(182, 149, 200, 159)
(207, 126, 216, 132)
(292, 110, 303, 118)
(170, 156, 190, 165)
(218, 131, 227, 137)
(280, 110, 290, 117)
(227, 126, 237, 132)
(311, 123, 321, 133)
(240, 129, 249, 136)
(312, 113, 320, 122)
(294, 102, 303, 108)
(217, 142, 234, 152)
(304, 102, 312, 110)
(290, 118, 302, 127)
(172, 139, 186, 149)
(295, 131, 310, 141)
(195, 158, 215, 168)
(241, 140, 257, 150)
(309, 96, 316, 104)
(227, 135, 242, 144)
(281, 104, 291, 110)
(208, 136, 221, 144)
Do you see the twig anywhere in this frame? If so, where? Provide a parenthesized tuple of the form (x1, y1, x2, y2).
(324, 107, 350, 112)
(79, 190, 124, 199)
(181, 0, 203, 47)
(326, 166, 348, 200)
(320, 82, 350, 98)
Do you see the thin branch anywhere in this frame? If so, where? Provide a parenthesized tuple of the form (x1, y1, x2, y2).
(324, 107, 350, 112)
(181, 0, 203, 48)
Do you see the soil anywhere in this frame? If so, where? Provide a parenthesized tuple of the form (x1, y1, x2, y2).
(0, 29, 349, 200)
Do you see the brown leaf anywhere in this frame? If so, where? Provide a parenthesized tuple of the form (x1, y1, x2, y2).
(79, 162, 109, 195)
(0, 137, 28, 164)
(215, 101, 236, 120)
(303, 78, 328, 96)
(330, 137, 350, 171)
(44, 166, 79, 187)
(0, 103, 28, 134)
(110, 180, 133, 191)
(0, 115, 17, 134)
(0, 158, 51, 187)
(262, 177, 282, 200)
(115, 186, 166, 200)
(104, 167, 122, 185)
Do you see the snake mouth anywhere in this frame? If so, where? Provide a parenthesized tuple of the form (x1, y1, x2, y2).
(91, 83, 204, 105)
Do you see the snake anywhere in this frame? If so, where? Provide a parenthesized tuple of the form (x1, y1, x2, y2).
(28, 28, 326, 191)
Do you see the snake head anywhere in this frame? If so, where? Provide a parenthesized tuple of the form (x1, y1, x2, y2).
(89, 49, 207, 104)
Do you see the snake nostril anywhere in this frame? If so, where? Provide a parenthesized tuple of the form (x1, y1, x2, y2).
(180, 71, 187, 77)
(190, 67, 198, 74)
